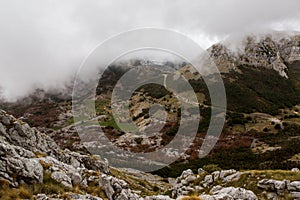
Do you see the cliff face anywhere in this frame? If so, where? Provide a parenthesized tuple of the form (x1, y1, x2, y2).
(208, 34, 300, 77)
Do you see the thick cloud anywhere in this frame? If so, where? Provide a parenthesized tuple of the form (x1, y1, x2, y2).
(0, 0, 299, 100)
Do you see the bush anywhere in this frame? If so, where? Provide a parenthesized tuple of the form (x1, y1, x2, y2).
(274, 124, 281, 130)
(263, 127, 269, 132)
(134, 137, 143, 144)
(202, 164, 222, 173)
(227, 112, 248, 126)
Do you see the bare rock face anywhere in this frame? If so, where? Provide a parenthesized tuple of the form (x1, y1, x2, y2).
(0, 126, 43, 186)
(258, 179, 287, 192)
(201, 193, 234, 200)
(199, 186, 258, 200)
(172, 169, 244, 198)
(99, 174, 141, 200)
(0, 109, 108, 189)
(35, 193, 103, 200)
(172, 169, 197, 197)
(212, 187, 258, 200)
(279, 35, 300, 63)
(144, 195, 173, 200)
(0, 111, 59, 155)
(258, 179, 300, 199)
(291, 168, 300, 172)
(208, 34, 300, 78)
(51, 171, 73, 188)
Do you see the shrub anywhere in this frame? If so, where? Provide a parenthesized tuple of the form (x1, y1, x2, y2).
(202, 164, 222, 173)
(274, 124, 281, 130)
(181, 196, 202, 200)
(134, 137, 143, 144)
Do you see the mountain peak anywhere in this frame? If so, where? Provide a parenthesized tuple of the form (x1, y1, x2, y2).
(208, 34, 300, 78)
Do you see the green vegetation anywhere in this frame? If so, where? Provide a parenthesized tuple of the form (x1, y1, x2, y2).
(224, 65, 300, 115)
(155, 123, 300, 178)
(287, 61, 300, 95)
(95, 99, 110, 115)
(227, 112, 249, 126)
(197, 106, 211, 132)
(202, 164, 222, 173)
(134, 137, 143, 144)
(99, 114, 119, 129)
(165, 124, 179, 136)
(140, 83, 171, 99)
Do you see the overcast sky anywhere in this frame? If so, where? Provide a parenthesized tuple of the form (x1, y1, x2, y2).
(0, 0, 300, 100)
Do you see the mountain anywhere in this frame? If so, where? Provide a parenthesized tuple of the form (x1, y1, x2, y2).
(1, 33, 300, 199)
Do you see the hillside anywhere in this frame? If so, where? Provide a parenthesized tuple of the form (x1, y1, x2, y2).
(1, 109, 300, 199)
(0, 33, 300, 199)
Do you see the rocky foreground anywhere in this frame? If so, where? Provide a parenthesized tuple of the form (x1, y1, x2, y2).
(0, 109, 300, 200)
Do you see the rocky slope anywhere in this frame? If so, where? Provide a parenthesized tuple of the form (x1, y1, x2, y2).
(209, 34, 300, 77)
(1, 105, 300, 199)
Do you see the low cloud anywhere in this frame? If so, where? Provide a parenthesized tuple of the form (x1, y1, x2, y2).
(0, 0, 299, 100)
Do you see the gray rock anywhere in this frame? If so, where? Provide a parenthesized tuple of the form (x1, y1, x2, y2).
(35, 194, 51, 200)
(291, 168, 299, 172)
(0, 139, 43, 186)
(258, 179, 286, 191)
(212, 171, 220, 182)
(35, 193, 103, 200)
(266, 192, 278, 200)
(99, 174, 140, 200)
(185, 175, 196, 183)
(172, 169, 199, 197)
(290, 192, 300, 199)
(22, 158, 44, 183)
(201, 193, 234, 200)
(198, 168, 206, 174)
(288, 181, 300, 192)
(214, 193, 235, 200)
(200, 195, 216, 200)
(219, 169, 237, 179)
(51, 171, 72, 188)
(213, 187, 258, 200)
(210, 185, 223, 193)
(222, 172, 241, 183)
(203, 174, 213, 187)
(68, 171, 83, 186)
(180, 169, 194, 179)
(67, 193, 103, 200)
(145, 195, 173, 200)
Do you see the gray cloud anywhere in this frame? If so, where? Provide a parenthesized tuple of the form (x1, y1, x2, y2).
(0, 0, 299, 100)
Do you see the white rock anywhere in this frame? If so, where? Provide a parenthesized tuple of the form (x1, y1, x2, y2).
(222, 172, 241, 183)
(291, 168, 299, 172)
(51, 171, 72, 188)
(213, 187, 258, 200)
(288, 181, 300, 192)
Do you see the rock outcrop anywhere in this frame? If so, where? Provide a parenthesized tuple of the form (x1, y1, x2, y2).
(258, 179, 300, 199)
(0, 109, 108, 191)
(172, 169, 242, 197)
(201, 186, 258, 200)
(209, 34, 300, 78)
(35, 193, 103, 200)
(99, 174, 141, 200)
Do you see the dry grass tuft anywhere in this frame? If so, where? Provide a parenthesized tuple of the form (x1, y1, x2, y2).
(181, 196, 202, 200)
